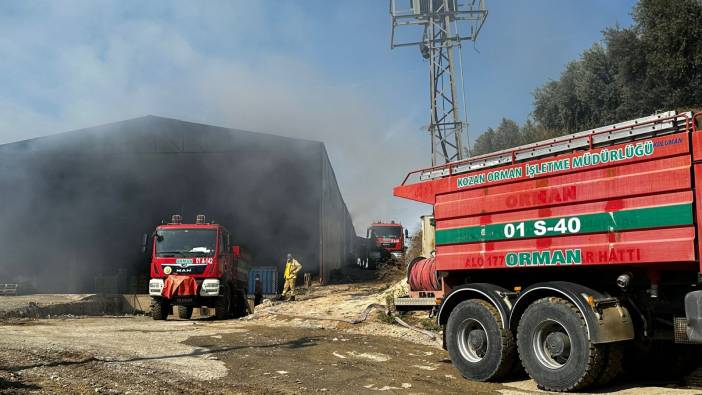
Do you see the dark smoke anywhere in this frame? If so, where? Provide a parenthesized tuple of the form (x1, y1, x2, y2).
(0, 116, 355, 293)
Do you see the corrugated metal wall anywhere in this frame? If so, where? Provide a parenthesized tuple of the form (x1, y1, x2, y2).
(0, 116, 355, 292)
(320, 148, 356, 282)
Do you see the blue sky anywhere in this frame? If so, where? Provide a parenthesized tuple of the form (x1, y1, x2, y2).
(0, 0, 638, 232)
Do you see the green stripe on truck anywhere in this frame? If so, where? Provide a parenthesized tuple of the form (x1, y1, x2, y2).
(435, 203, 693, 245)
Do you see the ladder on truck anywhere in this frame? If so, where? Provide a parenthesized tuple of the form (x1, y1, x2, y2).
(412, 110, 693, 182)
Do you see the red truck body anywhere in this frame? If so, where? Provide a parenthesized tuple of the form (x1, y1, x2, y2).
(150, 223, 247, 281)
(367, 221, 406, 260)
(396, 131, 695, 273)
(148, 215, 249, 320)
(394, 111, 702, 390)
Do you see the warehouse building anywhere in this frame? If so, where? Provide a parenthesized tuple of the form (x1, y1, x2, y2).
(0, 116, 356, 293)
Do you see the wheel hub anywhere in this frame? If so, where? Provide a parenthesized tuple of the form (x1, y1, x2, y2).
(468, 329, 487, 352)
(457, 318, 489, 363)
(544, 331, 570, 359)
(532, 319, 573, 369)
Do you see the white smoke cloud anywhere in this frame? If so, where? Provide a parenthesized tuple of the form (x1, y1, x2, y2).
(0, 1, 431, 232)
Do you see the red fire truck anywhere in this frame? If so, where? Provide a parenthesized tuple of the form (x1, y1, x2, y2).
(395, 111, 702, 391)
(367, 221, 408, 261)
(147, 214, 249, 320)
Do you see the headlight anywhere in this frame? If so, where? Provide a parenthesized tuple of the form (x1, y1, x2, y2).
(200, 279, 220, 296)
(149, 279, 164, 296)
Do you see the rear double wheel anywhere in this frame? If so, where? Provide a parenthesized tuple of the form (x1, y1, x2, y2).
(517, 297, 606, 391)
(446, 299, 516, 381)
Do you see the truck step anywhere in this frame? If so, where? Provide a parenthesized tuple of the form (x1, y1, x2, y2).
(393, 297, 437, 307)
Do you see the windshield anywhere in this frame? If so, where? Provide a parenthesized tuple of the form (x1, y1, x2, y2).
(155, 229, 217, 257)
(370, 226, 402, 239)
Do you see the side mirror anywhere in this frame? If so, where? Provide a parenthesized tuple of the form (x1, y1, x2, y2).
(232, 245, 241, 257)
(404, 229, 409, 238)
(141, 233, 148, 254)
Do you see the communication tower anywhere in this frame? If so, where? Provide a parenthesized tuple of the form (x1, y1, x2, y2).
(390, 0, 487, 165)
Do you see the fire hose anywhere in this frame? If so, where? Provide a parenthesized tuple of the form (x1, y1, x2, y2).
(407, 257, 440, 292)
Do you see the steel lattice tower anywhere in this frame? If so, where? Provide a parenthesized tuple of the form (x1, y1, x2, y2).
(390, 0, 487, 166)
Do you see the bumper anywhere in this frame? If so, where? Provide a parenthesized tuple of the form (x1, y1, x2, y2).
(149, 278, 221, 297)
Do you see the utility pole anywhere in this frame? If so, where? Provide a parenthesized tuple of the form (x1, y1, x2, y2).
(390, 0, 487, 166)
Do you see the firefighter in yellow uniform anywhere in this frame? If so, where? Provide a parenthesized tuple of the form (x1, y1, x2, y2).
(282, 253, 302, 301)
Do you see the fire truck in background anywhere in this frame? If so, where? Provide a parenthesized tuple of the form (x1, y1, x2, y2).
(146, 214, 249, 320)
(367, 221, 407, 261)
(356, 221, 408, 269)
(395, 111, 702, 391)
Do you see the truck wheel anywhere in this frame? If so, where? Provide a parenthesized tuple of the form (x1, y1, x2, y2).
(231, 289, 248, 318)
(517, 297, 605, 392)
(151, 299, 170, 321)
(215, 292, 231, 320)
(177, 305, 193, 320)
(446, 299, 516, 381)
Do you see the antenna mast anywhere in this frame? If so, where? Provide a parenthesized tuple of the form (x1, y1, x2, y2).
(390, 0, 487, 166)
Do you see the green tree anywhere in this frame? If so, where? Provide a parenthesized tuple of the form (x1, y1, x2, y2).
(470, 118, 523, 156)
(470, 127, 496, 156)
(520, 119, 550, 144)
(492, 118, 522, 151)
(632, 0, 702, 110)
(533, 0, 702, 135)
(467, 0, 702, 158)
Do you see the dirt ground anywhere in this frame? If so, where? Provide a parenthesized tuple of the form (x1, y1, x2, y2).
(1, 268, 702, 394)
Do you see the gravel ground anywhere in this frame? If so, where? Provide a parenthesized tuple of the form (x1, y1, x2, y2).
(1, 274, 701, 394)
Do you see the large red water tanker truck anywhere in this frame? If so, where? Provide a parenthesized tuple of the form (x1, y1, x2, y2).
(147, 214, 249, 320)
(395, 111, 702, 391)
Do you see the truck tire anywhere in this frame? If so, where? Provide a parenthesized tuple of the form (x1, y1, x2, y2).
(151, 299, 170, 321)
(446, 299, 516, 381)
(232, 289, 248, 318)
(177, 305, 193, 320)
(215, 292, 230, 320)
(517, 297, 605, 392)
